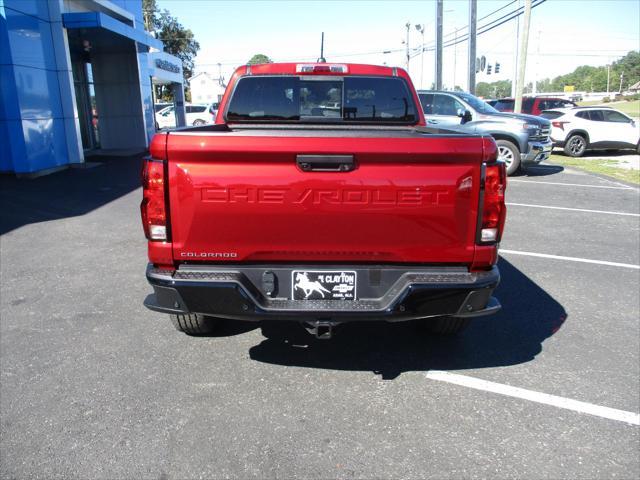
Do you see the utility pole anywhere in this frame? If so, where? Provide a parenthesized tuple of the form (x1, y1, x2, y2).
(514, 0, 532, 113)
(511, 0, 522, 97)
(606, 64, 611, 94)
(435, 0, 443, 90)
(405, 21, 411, 73)
(468, 0, 477, 94)
(619, 71, 624, 93)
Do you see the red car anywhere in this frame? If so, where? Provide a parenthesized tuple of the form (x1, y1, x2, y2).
(141, 62, 506, 338)
(490, 97, 577, 116)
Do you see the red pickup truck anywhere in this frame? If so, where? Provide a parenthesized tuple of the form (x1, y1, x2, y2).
(141, 62, 506, 338)
(490, 97, 577, 116)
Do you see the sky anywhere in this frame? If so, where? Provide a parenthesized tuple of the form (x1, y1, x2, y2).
(156, 0, 640, 91)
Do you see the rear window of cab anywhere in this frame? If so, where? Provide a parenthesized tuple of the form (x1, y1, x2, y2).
(225, 76, 418, 124)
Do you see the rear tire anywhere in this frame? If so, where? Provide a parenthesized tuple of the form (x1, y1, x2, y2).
(564, 134, 587, 157)
(495, 139, 521, 176)
(170, 313, 221, 335)
(193, 119, 206, 126)
(423, 316, 472, 335)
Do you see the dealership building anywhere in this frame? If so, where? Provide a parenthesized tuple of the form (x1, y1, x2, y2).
(1, 0, 186, 176)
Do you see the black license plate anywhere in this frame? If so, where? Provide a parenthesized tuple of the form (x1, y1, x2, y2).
(291, 271, 356, 300)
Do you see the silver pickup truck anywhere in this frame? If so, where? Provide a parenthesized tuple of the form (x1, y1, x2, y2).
(418, 90, 552, 175)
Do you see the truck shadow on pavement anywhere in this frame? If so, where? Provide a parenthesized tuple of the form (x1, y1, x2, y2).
(0, 154, 144, 236)
(520, 164, 564, 177)
(248, 258, 567, 379)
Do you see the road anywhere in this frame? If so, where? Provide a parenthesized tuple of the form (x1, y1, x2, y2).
(1, 157, 638, 479)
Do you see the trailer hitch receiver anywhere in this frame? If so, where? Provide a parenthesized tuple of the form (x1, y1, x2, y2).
(303, 320, 339, 339)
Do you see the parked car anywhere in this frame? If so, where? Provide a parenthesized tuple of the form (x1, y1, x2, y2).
(492, 97, 577, 116)
(418, 90, 552, 175)
(541, 107, 640, 157)
(155, 103, 213, 129)
(141, 62, 507, 338)
(154, 102, 172, 113)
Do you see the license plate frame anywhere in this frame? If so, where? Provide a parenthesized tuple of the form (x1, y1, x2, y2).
(291, 270, 357, 301)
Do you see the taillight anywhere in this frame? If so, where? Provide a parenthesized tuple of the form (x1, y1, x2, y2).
(552, 121, 569, 130)
(140, 157, 167, 241)
(479, 162, 507, 244)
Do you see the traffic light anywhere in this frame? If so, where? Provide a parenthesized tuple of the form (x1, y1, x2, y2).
(495, 62, 501, 74)
(487, 64, 492, 75)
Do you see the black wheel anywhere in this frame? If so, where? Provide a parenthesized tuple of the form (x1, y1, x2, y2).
(495, 139, 521, 176)
(422, 316, 472, 335)
(564, 134, 587, 157)
(170, 313, 221, 335)
(192, 119, 206, 126)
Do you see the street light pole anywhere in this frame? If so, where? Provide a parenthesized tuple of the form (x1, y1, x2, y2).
(415, 24, 425, 89)
(453, 27, 458, 90)
(405, 21, 411, 73)
(532, 29, 540, 95)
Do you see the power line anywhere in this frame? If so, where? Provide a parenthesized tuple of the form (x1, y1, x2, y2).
(423, 0, 547, 52)
(194, 0, 527, 68)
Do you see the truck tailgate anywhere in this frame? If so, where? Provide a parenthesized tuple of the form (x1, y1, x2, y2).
(166, 130, 485, 264)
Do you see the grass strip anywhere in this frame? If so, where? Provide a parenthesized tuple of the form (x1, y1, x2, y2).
(547, 154, 639, 185)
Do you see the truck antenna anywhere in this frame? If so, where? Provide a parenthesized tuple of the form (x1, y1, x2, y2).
(318, 32, 326, 63)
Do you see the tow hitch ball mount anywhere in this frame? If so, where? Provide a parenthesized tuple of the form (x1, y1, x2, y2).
(303, 320, 339, 339)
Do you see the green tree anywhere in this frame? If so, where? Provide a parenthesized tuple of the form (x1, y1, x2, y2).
(143, 0, 200, 100)
(247, 54, 273, 65)
(476, 80, 511, 98)
(535, 50, 639, 93)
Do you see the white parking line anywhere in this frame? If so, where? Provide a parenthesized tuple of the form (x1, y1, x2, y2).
(500, 249, 640, 270)
(508, 179, 635, 190)
(426, 371, 640, 426)
(506, 202, 640, 217)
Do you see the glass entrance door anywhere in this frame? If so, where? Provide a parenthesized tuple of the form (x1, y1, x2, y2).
(72, 61, 100, 150)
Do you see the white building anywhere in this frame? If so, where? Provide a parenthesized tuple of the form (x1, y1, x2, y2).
(189, 72, 227, 105)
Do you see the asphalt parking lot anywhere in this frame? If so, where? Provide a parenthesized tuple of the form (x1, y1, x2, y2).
(1, 157, 638, 479)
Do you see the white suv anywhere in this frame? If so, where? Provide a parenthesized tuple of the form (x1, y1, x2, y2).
(155, 103, 213, 129)
(541, 107, 640, 157)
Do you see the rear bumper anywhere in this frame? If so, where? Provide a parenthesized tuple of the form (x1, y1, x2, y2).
(144, 264, 501, 322)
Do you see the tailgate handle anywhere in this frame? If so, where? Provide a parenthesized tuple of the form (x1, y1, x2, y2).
(296, 155, 355, 172)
